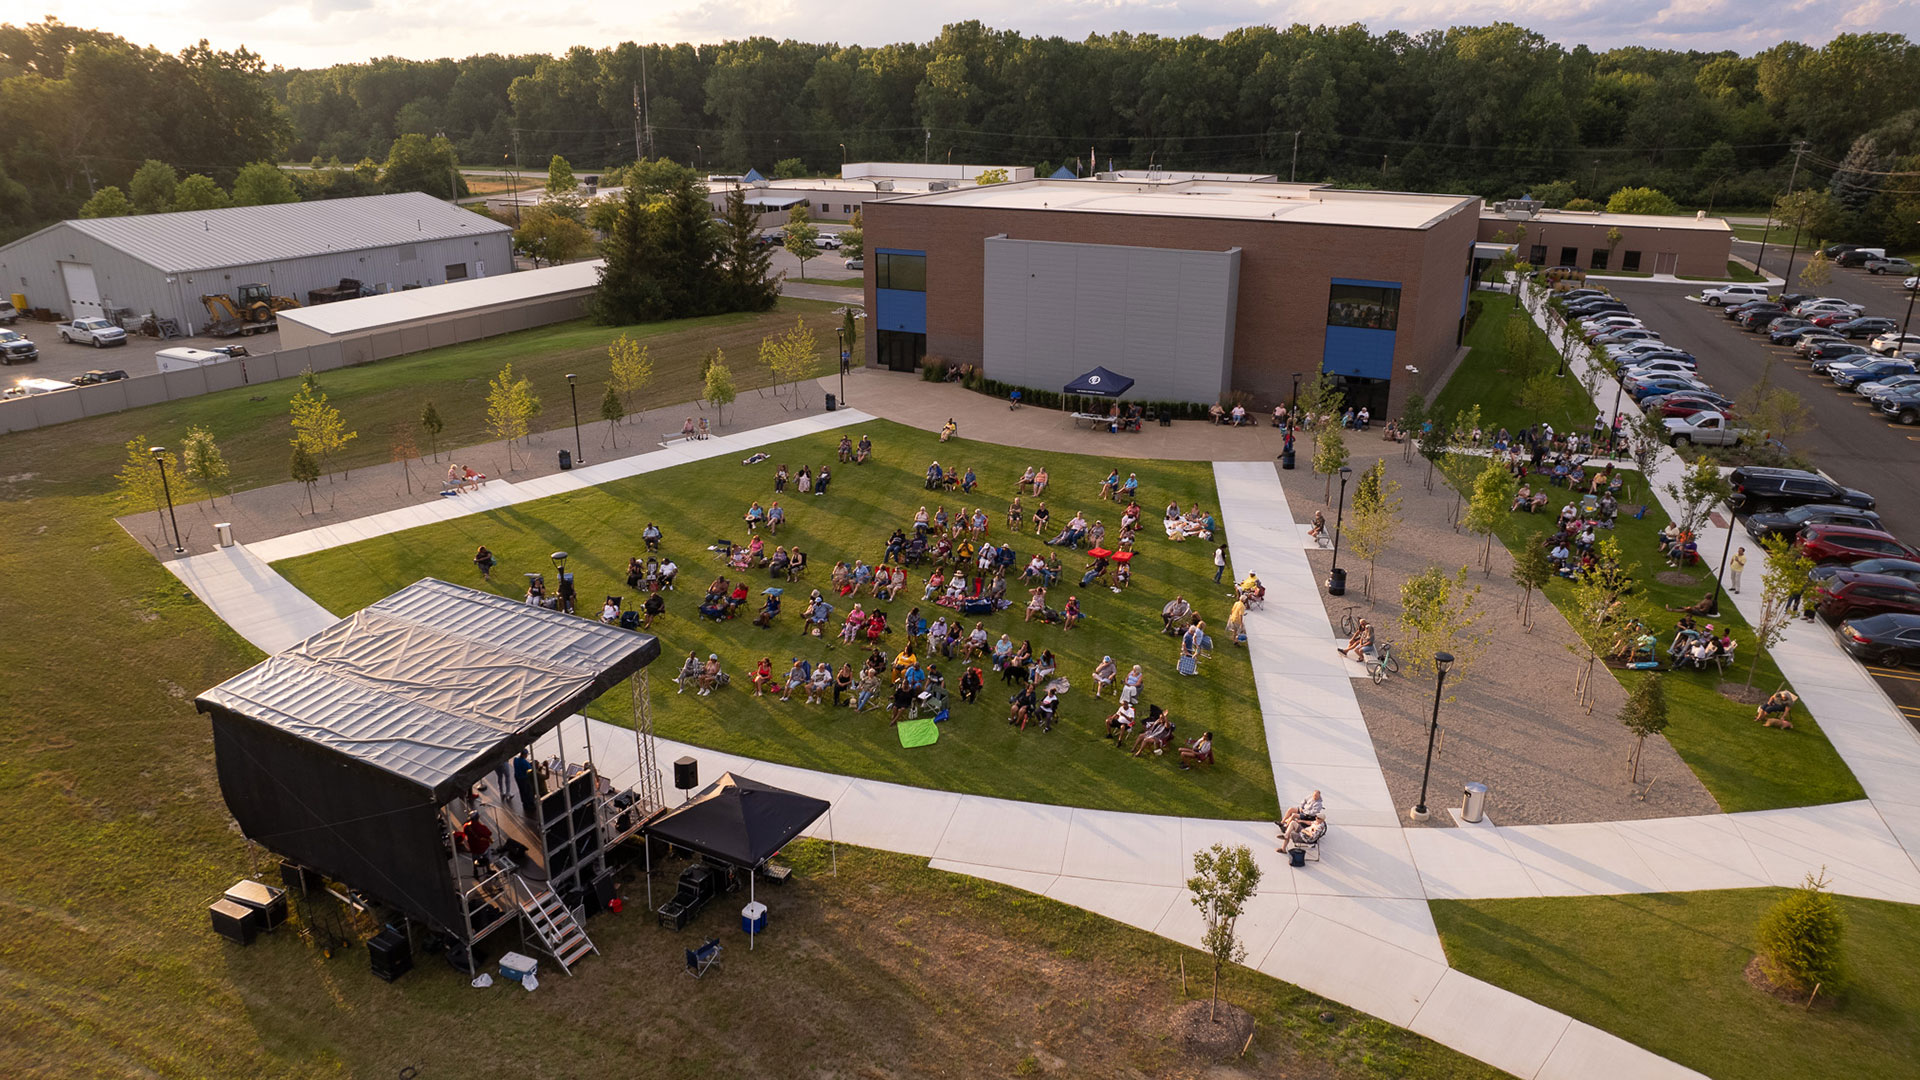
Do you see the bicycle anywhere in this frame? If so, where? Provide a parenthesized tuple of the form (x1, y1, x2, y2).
(1365, 640, 1400, 685)
(1338, 606, 1360, 637)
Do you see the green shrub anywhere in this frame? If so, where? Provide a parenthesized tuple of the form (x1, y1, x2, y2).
(1756, 872, 1846, 995)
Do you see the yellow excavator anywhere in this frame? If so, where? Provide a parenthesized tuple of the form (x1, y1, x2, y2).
(200, 284, 300, 336)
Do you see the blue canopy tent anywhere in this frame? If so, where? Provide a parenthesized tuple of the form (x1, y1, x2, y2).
(1062, 365, 1136, 417)
(744, 168, 767, 182)
(1049, 165, 1076, 179)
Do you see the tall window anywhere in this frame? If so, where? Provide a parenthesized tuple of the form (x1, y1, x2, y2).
(1589, 249, 1609, 271)
(876, 252, 926, 291)
(1622, 250, 1642, 272)
(1326, 282, 1399, 330)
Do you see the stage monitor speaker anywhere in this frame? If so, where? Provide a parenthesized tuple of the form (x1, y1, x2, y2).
(567, 768, 595, 803)
(223, 880, 288, 931)
(367, 928, 412, 982)
(279, 861, 321, 895)
(540, 788, 567, 825)
(674, 756, 699, 792)
(209, 898, 260, 946)
(590, 870, 618, 912)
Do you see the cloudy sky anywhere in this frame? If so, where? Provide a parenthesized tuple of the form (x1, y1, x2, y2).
(32, 0, 1918, 69)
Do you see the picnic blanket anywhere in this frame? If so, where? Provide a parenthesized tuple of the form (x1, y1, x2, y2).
(896, 718, 940, 749)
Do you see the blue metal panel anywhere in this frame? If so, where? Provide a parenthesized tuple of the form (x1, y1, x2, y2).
(1322, 325, 1396, 380)
(876, 289, 926, 334)
(1330, 276, 1402, 290)
(875, 248, 926, 256)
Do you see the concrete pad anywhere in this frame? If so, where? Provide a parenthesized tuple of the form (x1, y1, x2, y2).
(1060, 808, 1184, 885)
(1252, 671, 1369, 720)
(1295, 895, 1447, 965)
(1733, 802, 1920, 902)
(1270, 761, 1399, 829)
(931, 796, 1074, 874)
(1408, 970, 1571, 1080)
(926, 858, 1058, 896)
(1501, 821, 1667, 896)
(1154, 887, 1299, 965)
(1289, 825, 1427, 900)
(1624, 814, 1771, 893)
(1405, 827, 1539, 900)
(1537, 1019, 1712, 1080)
(1179, 818, 1301, 894)
(1044, 876, 1184, 934)
(1270, 713, 1382, 771)
(732, 759, 855, 807)
(817, 779, 964, 857)
(1261, 907, 1447, 1028)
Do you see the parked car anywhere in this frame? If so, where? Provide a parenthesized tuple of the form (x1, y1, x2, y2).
(1870, 332, 1920, 355)
(1865, 256, 1916, 276)
(1665, 410, 1747, 447)
(1807, 311, 1858, 328)
(1646, 394, 1735, 419)
(1878, 389, 1920, 425)
(57, 317, 126, 348)
(844, 257, 864, 270)
(1835, 317, 1899, 339)
(1806, 341, 1871, 365)
(1606, 341, 1674, 361)
(1771, 324, 1839, 346)
(0, 301, 20, 325)
(1834, 612, 1920, 667)
(1628, 375, 1711, 401)
(1811, 345, 1879, 372)
(1729, 466, 1875, 513)
(1735, 306, 1788, 328)
(1821, 244, 1861, 260)
(1617, 359, 1698, 379)
(1859, 374, 1920, 401)
(1565, 299, 1629, 317)
(1906, 275, 1918, 291)
(1832, 358, 1917, 389)
(1560, 288, 1610, 302)
(0, 327, 38, 365)
(1798, 523, 1917, 563)
(1580, 315, 1644, 334)
(3, 377, 73, 398)
(1836, 248, 1886, 268)
(814, 234, 842, 250)
(68, 369, 128, 386)
(1746, 503, 1885, 541)
(1696, 283, 1771, 306)
(1811, 557, 1920, 587)
(1792, 296, 1864, 314)
(1815, 573, 1920, 622)
(1793, 333, 1849, 355)
(1594, 327, 1665, 346)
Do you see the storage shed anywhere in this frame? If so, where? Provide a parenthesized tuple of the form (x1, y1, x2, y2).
(0, 192, 513, 333)
(275, 260, 604, 353)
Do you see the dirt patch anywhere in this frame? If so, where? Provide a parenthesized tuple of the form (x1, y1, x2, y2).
(1172, 999, 1255, 1060)
(1719, 682, 1767, 705)
(1656, 570, 1704, 587)
(1744, 955, 1838, 1011)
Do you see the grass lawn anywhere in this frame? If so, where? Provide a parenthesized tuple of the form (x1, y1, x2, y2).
(1434, 293, 1593, 438)
(794, 274, 865, 286)
(1432, 295, 1863, 812)
(276, 418, 1279, 821)
(1432, 891, 1920, 1080)
(1678, 261, 1766, 283)
(1, 299, 847, 500)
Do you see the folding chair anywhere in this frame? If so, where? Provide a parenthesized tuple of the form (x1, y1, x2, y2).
(685, 937, 723, 978)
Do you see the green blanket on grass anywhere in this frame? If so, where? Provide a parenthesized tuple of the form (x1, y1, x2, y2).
(896, 718, 939, 748)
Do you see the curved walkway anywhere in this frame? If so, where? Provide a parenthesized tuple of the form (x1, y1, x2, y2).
(159, 386, 1920, 1079)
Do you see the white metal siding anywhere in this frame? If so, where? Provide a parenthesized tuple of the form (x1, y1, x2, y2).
(983, 236, 1238, 403)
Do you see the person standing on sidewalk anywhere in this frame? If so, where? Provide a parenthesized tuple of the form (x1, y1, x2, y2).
(1730, 547, 1747, 594)
(1213, 543, 1227, 583)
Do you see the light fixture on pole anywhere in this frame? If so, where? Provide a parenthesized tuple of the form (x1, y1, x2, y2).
(836, 326, 847, 406)
(150, 445, 184, 554)
(1712, 491, 1746, 615)
(566, 373, 583, 467)
(1410, 651, 1455, 821)
(1327, 465, 1353, 595)
(1290, 372, 1301, 413)
(1606, 375, 1626, 459)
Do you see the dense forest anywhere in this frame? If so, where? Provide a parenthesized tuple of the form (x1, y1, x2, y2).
(4, 18, 1920, 246)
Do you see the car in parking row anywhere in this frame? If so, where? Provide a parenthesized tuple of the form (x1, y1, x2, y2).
(1745, 503, 1885, 542)
(1799, 522, 1917, 563)
(1729, 466, 1875, 512)
(1817, 574, 1920, 622)
(1831, 357, 1917, 389)
(1878, 389, 1920, 425)
(1835, 612, 1920, 667)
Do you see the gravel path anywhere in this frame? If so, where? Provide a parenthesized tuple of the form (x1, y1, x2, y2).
(1275, 437, 1719, 826)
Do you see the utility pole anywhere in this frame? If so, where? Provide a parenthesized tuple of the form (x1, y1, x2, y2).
(1780, 141, 1813, 291)
(509, 130, 523, 225)
(1755, 140, 1807, 284)
(1291, 130, 1301, 183)
(636, 48, 654, 161)
(924, 129, 930, 164)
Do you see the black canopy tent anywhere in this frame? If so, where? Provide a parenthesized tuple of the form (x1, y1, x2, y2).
(641, 772, 833, 946)
(196, 578, 662, 938)
(1062, 365, 1136, 416)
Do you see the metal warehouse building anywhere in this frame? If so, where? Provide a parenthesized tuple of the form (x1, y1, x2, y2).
(275, 259, 604, 355)
(0, 192, 514, 334)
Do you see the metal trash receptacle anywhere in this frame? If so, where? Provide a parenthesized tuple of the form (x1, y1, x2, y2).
(215, 522, 234, 547)
(1461, 782, 1488, 823)
(558, 449, 572, 470)
(1326, 567, 1346, 596)
(1281, 449, 1296, 470)
(825, 393, 836, 411)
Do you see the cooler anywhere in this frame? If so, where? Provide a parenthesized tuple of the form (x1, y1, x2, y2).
(741, 901, 768, 935)
(499, 951, 539, 984)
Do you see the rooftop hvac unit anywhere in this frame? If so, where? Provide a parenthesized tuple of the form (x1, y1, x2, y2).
(875, 180, 894, 191)
(928, 181, 949, 192)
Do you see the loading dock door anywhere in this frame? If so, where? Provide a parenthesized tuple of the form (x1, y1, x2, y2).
(60, 262, 103, 319)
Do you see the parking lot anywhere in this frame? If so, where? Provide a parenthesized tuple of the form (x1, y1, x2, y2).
(3, 320, 283, 386)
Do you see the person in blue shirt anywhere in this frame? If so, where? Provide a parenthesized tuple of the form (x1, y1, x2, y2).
(961, 466, 977, 493)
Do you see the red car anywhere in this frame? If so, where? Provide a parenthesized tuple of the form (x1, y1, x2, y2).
(1809, 312, 1856, 328)
(1799, 523, 1920, 564)
(1656, 398, 1736, 420)
(1815, 572, 1920, 622)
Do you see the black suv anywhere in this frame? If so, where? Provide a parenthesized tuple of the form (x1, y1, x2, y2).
(1730, 466, 1876, 514)
(1744, 503, 1885, 542)
(70, 369, 128, 386)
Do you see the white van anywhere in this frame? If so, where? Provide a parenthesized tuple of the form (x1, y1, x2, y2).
(5, 377, 75, 398)
(1696, 283, 1769, 306)
(155, 346, 237, 373)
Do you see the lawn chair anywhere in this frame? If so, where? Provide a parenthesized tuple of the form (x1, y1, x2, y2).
(685, 937, 723, 978)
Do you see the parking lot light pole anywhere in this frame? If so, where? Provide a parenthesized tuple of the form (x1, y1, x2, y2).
(1902, 271, 1917, 340)
(150, 446, 184, 554)
(566, 373, 583, 466)
(1607, 376, 1626, 458)
(1411, 652, 1454, 821)
(1328, 464, 1353, 580)
(1712, 492, 1746, 615)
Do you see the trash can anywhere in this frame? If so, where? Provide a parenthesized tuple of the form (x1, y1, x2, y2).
(741, 901, 767, 936)
(825, 392, 837, 412)
(1281, 449, 1296, 470)
(1326, 567, 1347, 596)
(558, 449, 572, 470)
(1461, 782, 1488, 823)
(215, 522, 234, 547)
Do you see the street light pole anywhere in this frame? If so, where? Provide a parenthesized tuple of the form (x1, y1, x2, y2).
(1712, 492, 1747, 615)
(1290, 373, 1300, 413)
(1328, 465, 1353, 593)
(1607, 377, 1625, 459)
(150, 446, 184, 554)
(1410, 652, 1455, 821)
(836, 326, 847, 406)
(566, 373, 583, 466)
(1902, 272, 1917, 340)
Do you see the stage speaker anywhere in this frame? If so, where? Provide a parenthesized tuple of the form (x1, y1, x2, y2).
(567, 768, 594, 803)
(223, 880, 288, 931)
(279, 861, 321, 895)
(368, 928, 412, 982)
(674, 756, 698, 792)
(590, 870, 618, 913)
(209, 899, 260, 946)
(444, 939, 488, 974)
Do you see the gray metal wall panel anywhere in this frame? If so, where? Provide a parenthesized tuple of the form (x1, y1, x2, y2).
(162, 367, 207, 400)
(76, 381, 130, 416)
(32, 389, 85, 426)
(122, 374, 169, 409)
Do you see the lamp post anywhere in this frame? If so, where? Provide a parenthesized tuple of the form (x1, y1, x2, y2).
(1712, 491, 1747, 615)
(1290, 372, 1301, 413)
(565, 372, 583, 467)
(150, 445, 184, 554)
(1902, 264, 1917, 340)
(836, 326, 847, 406)
(1606, 376, 1626, 459)
(1410, 652, 1455, 821)
(1327, 465, 1353, 594)
(550, 550, 569, 610)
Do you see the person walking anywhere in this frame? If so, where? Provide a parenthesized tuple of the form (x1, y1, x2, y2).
(1730, 547, 1747, 594)
(1212, 543, 1227, 584)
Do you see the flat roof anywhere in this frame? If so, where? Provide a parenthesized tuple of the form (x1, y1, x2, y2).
(1482, 207, 1733, 233)
(276, 259, 602, 337)
(885, 179, 1479, 230)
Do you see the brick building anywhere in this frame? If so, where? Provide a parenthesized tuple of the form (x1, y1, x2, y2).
(1476, 204, 1733, 278)
(860, 179, 1481, 416)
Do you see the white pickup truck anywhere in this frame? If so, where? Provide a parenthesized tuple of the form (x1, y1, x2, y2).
(58, 316, 127, 347)
(1665, 410, 1747, 446)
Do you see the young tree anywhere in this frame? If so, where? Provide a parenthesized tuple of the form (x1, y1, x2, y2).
(1755, 871, 1846, 998)
(1518, 370, 1563, 418)
(1398, 392, 1427, 464)
(1624, 410, 1667, 500)
(128, 159, 178, 213)
(179, 426, 230, 505)
(1416, 412, 1454, 492)
(230, 162, 299, 206)
(116, 437, 181, 536)
(1463, 464, 1517, 576)
(1798, 250, 1833, 291)
(607, 333, 654, 416)
(974, 167, 1010, 185)
(762, 315, 820, 406)
(839, 207, 864, 261)
(172, 173, 230, 211)
(1749, 534, 1816, 689)
(704, 353, 738, 426)
(1293, 372, 1343, 460)
(288, 370, 357, 480)
(1504, 313, 1537, 379)
(420, 400, 444, 462)
(78, 186, 134, 218)
(1395, 565, 1485, 686)
(1564, 538, 1654, 710)
(1510, 540, 1554, 629)
(1186, 843, 1261, 1022)
(290, 443, 320, 513)
(389, 430, 418, 495)
(717, 186, 779, 312)
(1313, 425, 1349, 505)
(1439, 405, 1485, 525)
(771, 157, 807, 179)
(1665, 457, 1732, 538)
(486, 363, 533, 470)
(544, 154, 584, 220)
(514, 205, 590, 267)
(1735, 383, 1813, 462)
(840, 305, 860, 368)
(600, 384, 624, 447)
(783, 203, 821, 280)
(1345, 459, 1402, 601)
(1619, 673, 1670, 784)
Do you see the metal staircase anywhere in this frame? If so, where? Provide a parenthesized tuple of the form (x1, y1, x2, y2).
(514, 875, 597, 974)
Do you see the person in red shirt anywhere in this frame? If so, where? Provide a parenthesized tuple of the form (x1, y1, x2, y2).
(461, 814, 494, 874)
